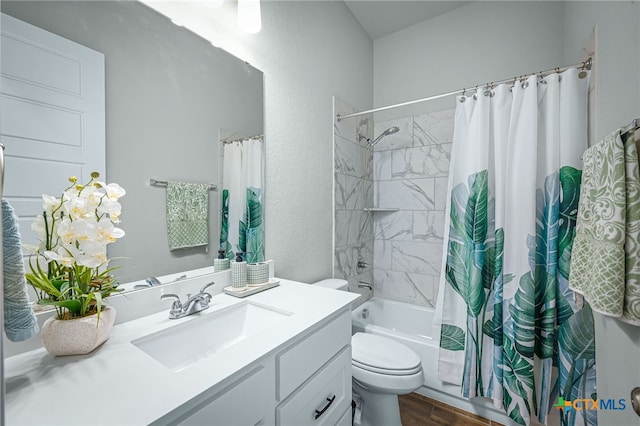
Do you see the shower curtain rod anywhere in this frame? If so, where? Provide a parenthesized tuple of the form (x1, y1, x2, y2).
(336, 57, 592, 121)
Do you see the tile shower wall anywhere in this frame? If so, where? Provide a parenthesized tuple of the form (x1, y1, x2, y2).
(333, 97, 374, 296)
(372, 109, 454, 307)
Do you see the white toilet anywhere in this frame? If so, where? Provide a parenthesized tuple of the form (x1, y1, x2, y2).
(313, 279, 424, 426)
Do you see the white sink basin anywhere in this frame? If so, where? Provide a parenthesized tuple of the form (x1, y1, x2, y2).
(132, 300, 291, 372)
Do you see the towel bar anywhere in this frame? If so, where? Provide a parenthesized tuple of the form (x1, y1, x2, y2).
(150, 179, 217, 191)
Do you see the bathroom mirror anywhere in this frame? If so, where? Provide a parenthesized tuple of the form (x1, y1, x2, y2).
(1, 1, 264, 286)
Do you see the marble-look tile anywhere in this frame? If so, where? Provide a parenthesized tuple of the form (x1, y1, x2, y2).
(376, 179, 435, 210)
(391, 143, 452, 179)
(334, 96, 357, 143)
(374, 211, 413, 240)
(334, 172, 346, 210)
(373, 150, 392, 182)
(374, 239, 393, 270)
(414, 108, 455, 146)
(391, 241, 443, 276)
(434, 177, 450, 211)
(373, 117, 413, 151)
(373, 269, 435, 307)
(335, 210, 372, 248)
(334, 242, 373, 280)
(335, 174, 369, 210)
(413, 210, 446, 243)
(335, 135, 366, 178)
(357, 113, 374, 148)
(335, 210, 352, 248)
(334, 246, 352, 279)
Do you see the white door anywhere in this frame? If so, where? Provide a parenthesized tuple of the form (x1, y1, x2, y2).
(0, 12, 105, 247)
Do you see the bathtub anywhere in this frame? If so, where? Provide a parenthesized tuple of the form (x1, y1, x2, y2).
(351, 297, 512, 425)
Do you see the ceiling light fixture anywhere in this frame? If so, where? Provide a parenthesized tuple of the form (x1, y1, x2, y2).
(237, 0, 261, 34)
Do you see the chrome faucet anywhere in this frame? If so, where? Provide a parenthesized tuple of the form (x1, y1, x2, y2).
(358, 281, 373, 291)
(161, 282, 216, 319)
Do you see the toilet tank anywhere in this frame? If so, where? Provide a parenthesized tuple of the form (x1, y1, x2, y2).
(313, 278, 348, 291)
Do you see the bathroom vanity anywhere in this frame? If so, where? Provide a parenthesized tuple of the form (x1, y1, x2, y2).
(4, 279, 358, 425)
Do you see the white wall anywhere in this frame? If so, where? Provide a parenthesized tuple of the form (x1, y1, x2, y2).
(143, 1, 373, 283)
(373, 1, 565, 119)
(562, 3, 640, 425)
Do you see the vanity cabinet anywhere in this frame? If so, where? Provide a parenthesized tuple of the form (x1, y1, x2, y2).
(157, 310, 352, 426)
(170, 363, 275, 426)
(276, 311, 352, 425)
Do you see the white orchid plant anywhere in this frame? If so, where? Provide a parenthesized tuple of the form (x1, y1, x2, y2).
(25, 172, 126, 320)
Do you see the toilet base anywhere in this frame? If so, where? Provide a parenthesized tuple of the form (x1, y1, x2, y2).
(353, 381, 402, 426)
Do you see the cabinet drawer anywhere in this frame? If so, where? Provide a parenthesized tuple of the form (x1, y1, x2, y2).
(277, 310, 351, 400)
(277, 347, 351, 426)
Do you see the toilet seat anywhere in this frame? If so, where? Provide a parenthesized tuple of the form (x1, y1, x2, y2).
(352, 359, 422, 376)
(352, 332, 421, 376)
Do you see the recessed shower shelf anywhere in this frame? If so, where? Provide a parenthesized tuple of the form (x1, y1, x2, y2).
(363, 208, 399, 212)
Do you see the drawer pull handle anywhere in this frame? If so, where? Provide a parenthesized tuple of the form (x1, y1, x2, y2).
(314, 395, 336, 420)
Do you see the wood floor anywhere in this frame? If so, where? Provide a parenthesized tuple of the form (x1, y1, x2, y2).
(398, 393, 505, 426)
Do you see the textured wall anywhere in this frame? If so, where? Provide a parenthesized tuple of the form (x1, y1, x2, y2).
(373, 1, 565, 119)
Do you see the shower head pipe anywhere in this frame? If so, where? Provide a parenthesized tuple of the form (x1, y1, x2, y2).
(366, 126, 399, 148)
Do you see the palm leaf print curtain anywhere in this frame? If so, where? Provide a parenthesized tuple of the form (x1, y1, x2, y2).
(220, 136, 264, 262)
(437, 68, 594, 426)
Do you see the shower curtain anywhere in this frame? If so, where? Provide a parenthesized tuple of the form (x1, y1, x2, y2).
(219, 135, 265, 263)
(437, 68, 595, 426)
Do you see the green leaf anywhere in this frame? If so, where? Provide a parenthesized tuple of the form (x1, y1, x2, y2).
(482, 246, 495, 290)
(558, 166, 582, 266)
(245, 223, 265, 263)
(448, 183, 468, 241)
(220, 189, 229, 247)
(244, 188, 263, 228)
(439, 324, 465, 351)
(510, 272, 536, 358)
(445, 240, 467, 297)
(483, 301, 503, 346)
(39, 299, 82, 316)
(509, 267, 556, 359)
(558, 303, 595, 360)
(238, 220, 247, 253)
(502, 334, 536, 422)
(493, 228, 505, 279)
(445, 171, 493, 318)
(507, 403, 526, 426)
(465, 170, 489, 244)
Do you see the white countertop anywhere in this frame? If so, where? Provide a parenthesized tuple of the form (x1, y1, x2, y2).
(5, 279, 358, 425)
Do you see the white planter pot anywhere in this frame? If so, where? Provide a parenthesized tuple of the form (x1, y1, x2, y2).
(40, 306, 116, 356)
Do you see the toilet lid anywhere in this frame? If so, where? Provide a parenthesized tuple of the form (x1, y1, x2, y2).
(352, 333, 421, 375)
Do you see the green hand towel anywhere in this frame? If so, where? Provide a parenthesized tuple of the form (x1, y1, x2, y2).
(569, 129, 640, 326)
(166, 181, 210, 250)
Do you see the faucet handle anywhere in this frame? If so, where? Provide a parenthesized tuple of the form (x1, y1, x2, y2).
(161, 293, 182, 307)
(199, 281, 215, 294)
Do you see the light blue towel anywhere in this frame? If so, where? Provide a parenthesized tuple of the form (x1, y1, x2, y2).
(3, 200, 39, 342)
